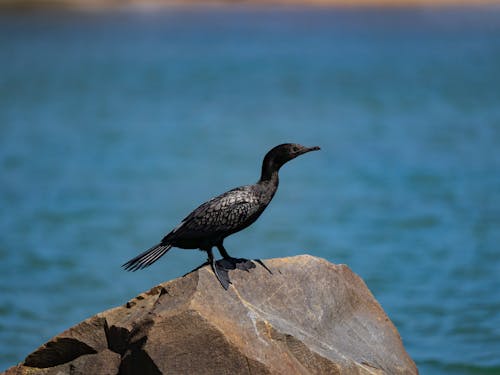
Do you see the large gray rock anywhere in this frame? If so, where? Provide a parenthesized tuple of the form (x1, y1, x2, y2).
(4, 255, 418, 374)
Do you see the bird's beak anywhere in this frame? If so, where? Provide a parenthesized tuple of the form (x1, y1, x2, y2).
(300, 146, 321, 155)
(292, 145, 321, 159)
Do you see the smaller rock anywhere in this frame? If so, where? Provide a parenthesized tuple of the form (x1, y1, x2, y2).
(5, 349, 121, 375)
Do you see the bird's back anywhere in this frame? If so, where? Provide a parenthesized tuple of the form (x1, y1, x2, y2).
(162, 182, 276, 249)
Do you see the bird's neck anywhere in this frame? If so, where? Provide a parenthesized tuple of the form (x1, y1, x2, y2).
(257, 162, 280, 205)
(258, 167, 280, 200)
(259, 159, 280, 185)
(257, 170, 279, 204)
(259, 170, 279, 184)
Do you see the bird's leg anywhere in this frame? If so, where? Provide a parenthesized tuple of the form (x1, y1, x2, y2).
(207, 248, 231, 290)
(216, 243, 256, 272)
(217, 243, 232, 259)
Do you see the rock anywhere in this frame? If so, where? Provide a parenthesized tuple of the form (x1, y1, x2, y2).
(3, 255, 418, 374)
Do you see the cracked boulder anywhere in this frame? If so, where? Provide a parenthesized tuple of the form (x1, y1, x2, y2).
(4, 255, 418, 374)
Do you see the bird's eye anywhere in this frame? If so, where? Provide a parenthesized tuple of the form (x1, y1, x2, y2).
(292, 146, 299, 152)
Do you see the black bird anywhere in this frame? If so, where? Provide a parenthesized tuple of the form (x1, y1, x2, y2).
(123, 143, 320, 289)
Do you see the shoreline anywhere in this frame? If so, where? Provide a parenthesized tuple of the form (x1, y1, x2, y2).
(1, 0, 499, 12)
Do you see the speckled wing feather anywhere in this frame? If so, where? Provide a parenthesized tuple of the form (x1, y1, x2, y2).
(165, 186, 264, 241)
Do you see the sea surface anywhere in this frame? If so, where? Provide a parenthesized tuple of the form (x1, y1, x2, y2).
(1, 6, 500, 373)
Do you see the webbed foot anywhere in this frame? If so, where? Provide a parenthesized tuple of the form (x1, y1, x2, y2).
(219, 257, 256, 272)
(182, 260, 231, 289)
(183, 251, 272, 290)
(212, 259, 231, 290)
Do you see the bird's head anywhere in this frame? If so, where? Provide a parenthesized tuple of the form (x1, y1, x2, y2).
(261, 143, 320, 180)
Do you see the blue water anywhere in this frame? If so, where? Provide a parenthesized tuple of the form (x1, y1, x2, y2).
(1, 6, 500, 373)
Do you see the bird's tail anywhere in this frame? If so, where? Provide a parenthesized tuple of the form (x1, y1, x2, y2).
(122, 243, 172, 271)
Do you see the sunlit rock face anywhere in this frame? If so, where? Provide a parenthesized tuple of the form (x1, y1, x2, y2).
(5, 255, 417, 375)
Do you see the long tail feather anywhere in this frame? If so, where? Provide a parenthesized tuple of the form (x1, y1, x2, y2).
(122, 243, 172, 271)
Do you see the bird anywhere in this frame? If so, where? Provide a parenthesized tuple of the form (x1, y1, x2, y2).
(122, 143, 320, 289)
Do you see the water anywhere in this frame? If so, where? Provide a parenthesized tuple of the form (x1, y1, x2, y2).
(1, 6, 500, 373)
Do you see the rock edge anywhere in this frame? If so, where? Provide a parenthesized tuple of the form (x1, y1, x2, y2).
(4, 255, 418, 375)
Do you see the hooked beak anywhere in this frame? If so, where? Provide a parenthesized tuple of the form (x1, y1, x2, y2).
(306, 146, 321, 152)
(299, 145, 321, 155)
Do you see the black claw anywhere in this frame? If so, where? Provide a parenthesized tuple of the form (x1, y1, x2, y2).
(254, 259, 273, 274)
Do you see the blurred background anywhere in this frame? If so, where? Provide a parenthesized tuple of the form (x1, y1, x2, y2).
(1, 3, 500, 374)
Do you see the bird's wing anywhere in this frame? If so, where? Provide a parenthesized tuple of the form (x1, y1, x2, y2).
(165, 187, 262, 240)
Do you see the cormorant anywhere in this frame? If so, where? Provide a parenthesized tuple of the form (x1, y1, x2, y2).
(123, 143, 320, 289)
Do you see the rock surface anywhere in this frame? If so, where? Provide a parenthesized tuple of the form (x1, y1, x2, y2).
(4, 255, 418, 374)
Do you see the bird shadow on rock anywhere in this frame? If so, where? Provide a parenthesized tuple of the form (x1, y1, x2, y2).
(183, 257, 272, 290)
